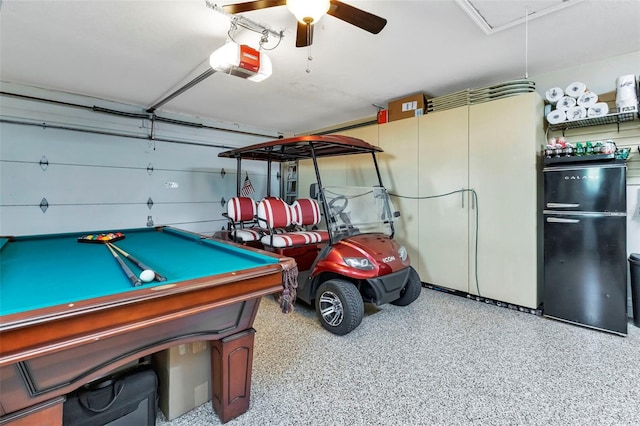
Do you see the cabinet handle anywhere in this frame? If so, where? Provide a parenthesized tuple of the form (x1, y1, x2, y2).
(547, 202, 580, 208)
(546, 217, 580, 223)
(461, 189, 464, 208)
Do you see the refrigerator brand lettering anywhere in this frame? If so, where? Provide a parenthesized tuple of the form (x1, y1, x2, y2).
(563, 174, 599, 180)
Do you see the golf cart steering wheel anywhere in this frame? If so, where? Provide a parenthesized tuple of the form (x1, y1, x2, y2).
(328, 195, 348, 215)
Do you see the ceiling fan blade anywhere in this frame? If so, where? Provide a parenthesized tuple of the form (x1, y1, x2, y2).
(222, 0, 286, 14)
(295, 21, 314, 47)
(327, 0, 387, 34)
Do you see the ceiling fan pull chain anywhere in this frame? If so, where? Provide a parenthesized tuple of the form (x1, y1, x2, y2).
(305, 21, 313, 73)
(306, 45, 313, 74)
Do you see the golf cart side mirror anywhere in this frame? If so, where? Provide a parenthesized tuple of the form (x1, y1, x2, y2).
(309, 183, 319, 199)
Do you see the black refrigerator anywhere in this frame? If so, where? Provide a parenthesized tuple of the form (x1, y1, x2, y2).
(543, 160, 627, 335)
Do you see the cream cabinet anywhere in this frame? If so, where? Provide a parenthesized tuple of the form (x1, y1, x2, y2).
(297, 92, 544, 309)
(467, 92, 544, 308)
(416, 92, 544, 309)
(297, 125, 380, 197)
(378, 118, 421, 271)
(340, 124, 381, 187)
(417, 106, 469, 292)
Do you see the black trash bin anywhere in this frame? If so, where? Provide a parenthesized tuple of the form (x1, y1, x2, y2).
(630, 253, 640, 328)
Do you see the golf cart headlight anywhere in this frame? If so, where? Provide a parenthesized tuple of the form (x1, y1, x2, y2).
(344, 257, 374, 270)
(398, 246, 408, 262)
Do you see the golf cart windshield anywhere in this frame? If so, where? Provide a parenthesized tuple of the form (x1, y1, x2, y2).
(323, 185, 396, 241)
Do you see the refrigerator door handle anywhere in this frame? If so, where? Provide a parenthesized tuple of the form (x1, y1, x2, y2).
(546, 217, 580, 224)
(546, 202, 580, 208)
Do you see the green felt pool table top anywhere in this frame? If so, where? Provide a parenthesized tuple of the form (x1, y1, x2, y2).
(0, 227, 280, 316)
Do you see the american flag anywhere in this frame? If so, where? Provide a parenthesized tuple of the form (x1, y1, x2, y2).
(241, 172, 255, 196)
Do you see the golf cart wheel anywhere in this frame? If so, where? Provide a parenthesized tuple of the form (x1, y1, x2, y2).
(315, 279, 364, 336)
(391, 267, 421, 306)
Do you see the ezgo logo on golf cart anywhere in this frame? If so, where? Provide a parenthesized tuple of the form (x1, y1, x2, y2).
(382, 256, 396, 263)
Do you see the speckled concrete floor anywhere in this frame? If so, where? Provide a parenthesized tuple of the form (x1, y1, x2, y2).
(156, 288, 640, 425)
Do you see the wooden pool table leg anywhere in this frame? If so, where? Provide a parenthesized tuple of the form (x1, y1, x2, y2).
(210, 328, 256, 424)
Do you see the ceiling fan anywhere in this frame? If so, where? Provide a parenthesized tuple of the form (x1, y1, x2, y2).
(222, 0, 387, 47)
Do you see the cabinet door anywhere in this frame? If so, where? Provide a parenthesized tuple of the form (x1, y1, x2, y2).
(468, 92, 543, 308)
(378, 118, 420, 269)
(298, 125, 379, 196)
(337, 123, 379, 146)
(338, 124, 380, 187)
(417, 107, 469, 291)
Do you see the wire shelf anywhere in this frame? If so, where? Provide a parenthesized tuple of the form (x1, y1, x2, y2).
(548, 112, 638, 132)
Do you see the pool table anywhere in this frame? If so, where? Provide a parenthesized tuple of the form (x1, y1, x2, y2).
(0, 227, 296, 425)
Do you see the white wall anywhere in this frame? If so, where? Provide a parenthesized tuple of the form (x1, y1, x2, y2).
(532, 51, 640, 96)
(0, 83, 281, 236)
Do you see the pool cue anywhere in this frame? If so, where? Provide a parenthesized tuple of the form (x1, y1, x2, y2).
(108, 243, 167, 282)
(106, 243, 142, 286)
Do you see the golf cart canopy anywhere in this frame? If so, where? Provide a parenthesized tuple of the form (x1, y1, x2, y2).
(218, 135, 383, 162)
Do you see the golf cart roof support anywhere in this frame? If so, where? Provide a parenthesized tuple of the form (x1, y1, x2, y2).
(309, 142, 336, 245)
(371, 151, 384, 187)
(236, 157, 242, 195)
(267, 159, 272, 197)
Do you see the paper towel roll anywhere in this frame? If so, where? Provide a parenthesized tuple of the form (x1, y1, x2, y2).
(616, 74, 636, 97)
(616, 98, 639, 113)
(565, 81, 587, 98)
(545, 87, 564, 104)
(556, 96, 577, 111)
(566, 105, 587, 121)
(587, 102, 609, 118)
(616, 74, 638, 113)
(577, 91, 598, 108)
(546, 109, 566, 124)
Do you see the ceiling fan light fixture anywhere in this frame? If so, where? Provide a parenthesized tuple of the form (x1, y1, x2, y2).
(209, 41, 272, 82)
(287, 0, 330, 24)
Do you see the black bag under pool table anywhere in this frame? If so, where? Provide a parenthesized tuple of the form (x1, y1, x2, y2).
(62, 366, 157, 425)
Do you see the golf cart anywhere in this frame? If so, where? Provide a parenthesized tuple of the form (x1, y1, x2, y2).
(217, 135, 421, 335)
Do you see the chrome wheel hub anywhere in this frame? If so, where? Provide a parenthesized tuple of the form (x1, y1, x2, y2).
(318, 290, 343, 326)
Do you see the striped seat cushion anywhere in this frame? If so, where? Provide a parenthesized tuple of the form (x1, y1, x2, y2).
(231, 228, 262, 242)
(258, 197, 328, 247)
(291, 198, 328, 242)
(226, 196, 261, 242)
(261, 231, 326, 248)
(227, 197, 257, 222)
(291, 198, 322, 226)
(257, 198, 293, 229)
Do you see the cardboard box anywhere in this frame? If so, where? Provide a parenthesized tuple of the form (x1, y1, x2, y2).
(388, 93, 427, 122)
(598, 90, 616, 112)
(152, 342, 212, 421)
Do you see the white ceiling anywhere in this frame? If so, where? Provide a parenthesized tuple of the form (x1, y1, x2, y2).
(1, 0, 639, 135)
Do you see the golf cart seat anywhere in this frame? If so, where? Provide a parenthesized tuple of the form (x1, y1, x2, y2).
(224, 196, 262, 242)
(257, 197, 325, 248)
(291, 198, 329, 242)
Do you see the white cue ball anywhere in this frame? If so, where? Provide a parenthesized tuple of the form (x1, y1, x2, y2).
(139, 269, 155, 283)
